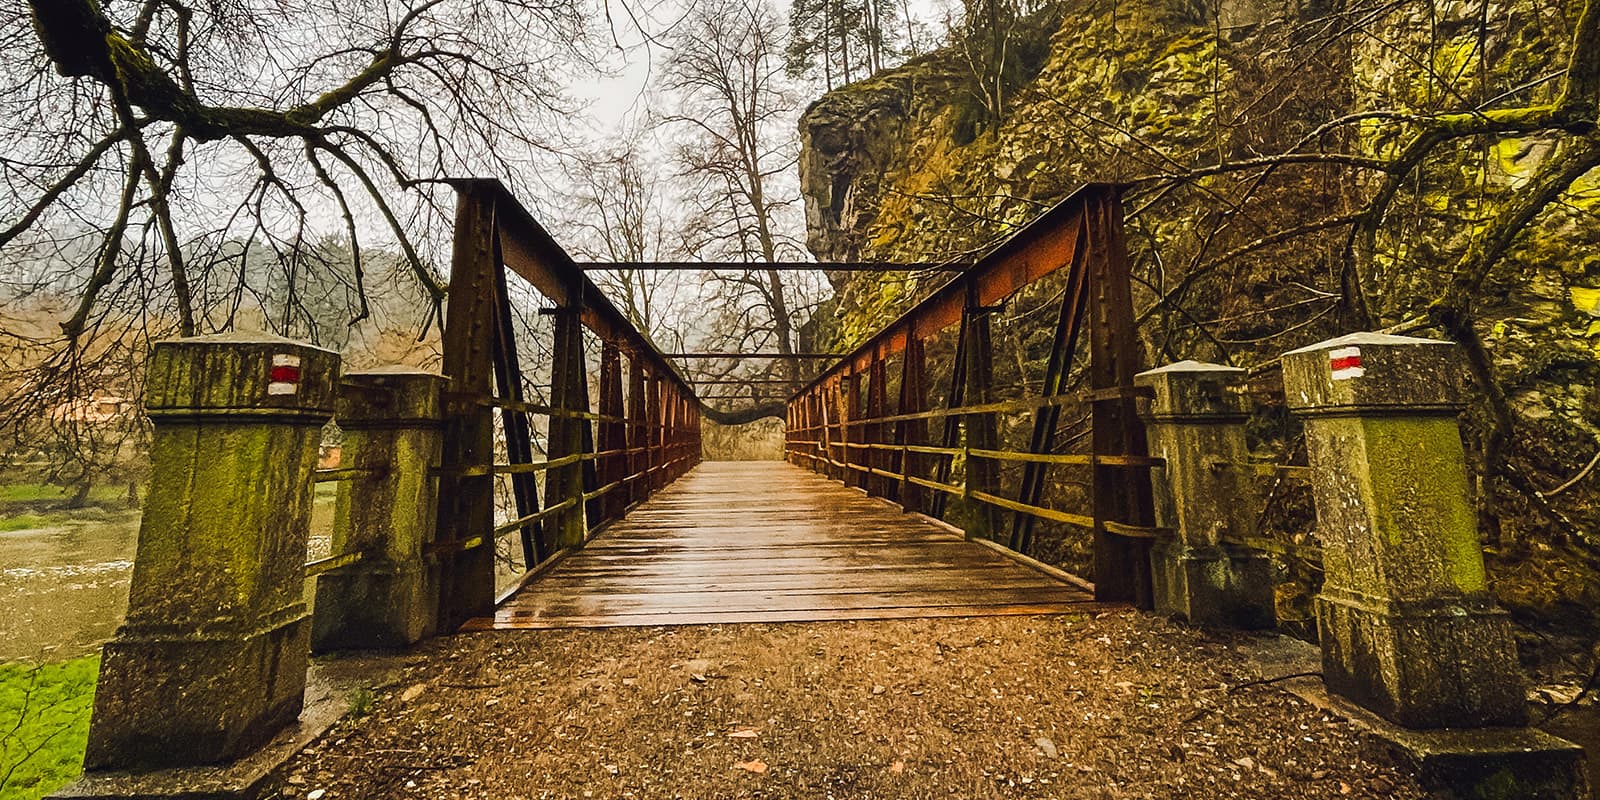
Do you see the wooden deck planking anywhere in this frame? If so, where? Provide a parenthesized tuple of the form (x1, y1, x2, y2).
(466, 461, 1097, 630)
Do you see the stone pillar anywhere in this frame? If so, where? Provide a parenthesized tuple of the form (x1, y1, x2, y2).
(1136, 361, 1275, 629)
(311, 369, 444, 652)
(1282, 332, 1526, 729)
(85, 334, 338, 769)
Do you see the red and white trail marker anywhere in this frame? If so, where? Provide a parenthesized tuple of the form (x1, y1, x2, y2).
(267, 354, 302, 395)
(1329, 346, 1364, 381)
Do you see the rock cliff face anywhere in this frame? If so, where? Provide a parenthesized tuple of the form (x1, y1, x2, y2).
(796, 0, 1599, 627)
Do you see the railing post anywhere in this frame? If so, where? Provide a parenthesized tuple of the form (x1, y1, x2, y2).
(84, 335, 337, 769)
(897, 335, 929, 514)
(1135, 361, 1274, 629)
(866, 356, 889, 498)
(598, 342, 627, 523)
(814, 391, 828, 475)
(688, 403, 700, 467)
(1282, 333, 1525, 728)
(435, 186, 497, 631)
(627, 355, 647, 505)
(1084, 191, 1156, 607)
(843, 371, 861, 489)
(646, 373, 663, 491)
(546, 307, 589, 549)
(312, 369, 444, 652)
(962, 308, 1002, 539)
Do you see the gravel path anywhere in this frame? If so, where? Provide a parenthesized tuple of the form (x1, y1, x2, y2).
(274, 609, 1426, 799)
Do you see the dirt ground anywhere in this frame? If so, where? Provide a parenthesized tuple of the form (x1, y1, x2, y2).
(273, 609, 1428, 799)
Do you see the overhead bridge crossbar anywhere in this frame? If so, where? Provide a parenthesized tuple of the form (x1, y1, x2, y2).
(577, 261, 962, 271)
(688, 379, 807, 385)
(664, 352, 845, 359)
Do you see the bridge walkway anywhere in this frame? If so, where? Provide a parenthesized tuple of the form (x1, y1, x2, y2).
(464, 461, 1097, 630)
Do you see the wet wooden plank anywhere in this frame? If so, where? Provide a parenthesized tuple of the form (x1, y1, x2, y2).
(469, 461, 1098, 630)
(460, 603, 1096, 631)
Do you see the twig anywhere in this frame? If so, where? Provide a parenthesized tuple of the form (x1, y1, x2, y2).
(1228, 671, 1322, 693)
(1541, 446, 1600, 498)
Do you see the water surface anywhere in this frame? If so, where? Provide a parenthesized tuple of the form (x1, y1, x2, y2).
(0, 512, 140, 661)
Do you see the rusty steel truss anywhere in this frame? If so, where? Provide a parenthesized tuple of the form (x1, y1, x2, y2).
(783, 184, 1160, 606)
(433, 179, 703, 630)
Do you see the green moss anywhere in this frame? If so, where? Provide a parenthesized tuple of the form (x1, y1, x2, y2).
(347, 687, 375, 718)
(1362, 416, 1488, 594)
(0, 656, 97, 800)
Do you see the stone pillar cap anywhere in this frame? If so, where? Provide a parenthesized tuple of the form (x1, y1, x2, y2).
(338, 366, 446, 425)
(145, 333, 339, 418)
(1136, 360, 1245, 377)
(345, 366, 446, 379)
(1282, 332, 1462, 414)
(1136, 360, 1248, 420)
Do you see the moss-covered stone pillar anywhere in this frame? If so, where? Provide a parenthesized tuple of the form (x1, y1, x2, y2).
(311, 369, 444, 652)
(1283, 332, 1526, 729)
(85, 334, 338, 769)
(1136, 361, 1275, 629)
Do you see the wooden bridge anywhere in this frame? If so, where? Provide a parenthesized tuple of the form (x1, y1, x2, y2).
(418, 178, 1158, 636)
(66, 178, 1590, 800)
(465, 461, 1095, 630)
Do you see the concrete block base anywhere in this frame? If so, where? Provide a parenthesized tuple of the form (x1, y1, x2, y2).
(1153, 542, 1276, 629)
(54, 653, 407, 800)
(1243, 633, 1591, 800)
(311, 565, 435, 652)
(1317, 593, 1527, 729)
(1361, 724, 1591, 800)
(84, 614, 310, 769)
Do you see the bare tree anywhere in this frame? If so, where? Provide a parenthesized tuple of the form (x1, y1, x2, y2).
(565, 137, 685, 350)
(659, 0, 824, 395)
(1, 0, 599, 481)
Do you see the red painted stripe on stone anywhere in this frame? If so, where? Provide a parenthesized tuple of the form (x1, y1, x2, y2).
(269, 364, 301, 383)
(1329, 356, 1362, 371)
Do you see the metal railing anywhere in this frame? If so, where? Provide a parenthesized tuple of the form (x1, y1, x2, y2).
(784, 184, 1160, 605)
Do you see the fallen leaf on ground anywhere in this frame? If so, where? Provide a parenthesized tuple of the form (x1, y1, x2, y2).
(690, 673, 709, 683)
(400, 684, 426, 702)
(728, 728, 759, 738)
(889, 760, 905, 774)
(735, 760, 768, 774)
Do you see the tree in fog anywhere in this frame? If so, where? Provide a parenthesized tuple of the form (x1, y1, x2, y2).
(659, 0, 825, 392)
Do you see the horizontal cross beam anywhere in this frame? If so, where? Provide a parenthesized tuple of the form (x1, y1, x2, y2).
(577, 261, 961, 272)
(686, 379, 807, 385)
(664, 352, 844, 359)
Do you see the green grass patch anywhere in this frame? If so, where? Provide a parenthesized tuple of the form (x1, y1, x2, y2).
(0, 484, 125, 509)
(0, 486, 70, 504)
(0, 515, 54, 533)
(0, 656, 96, 800)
